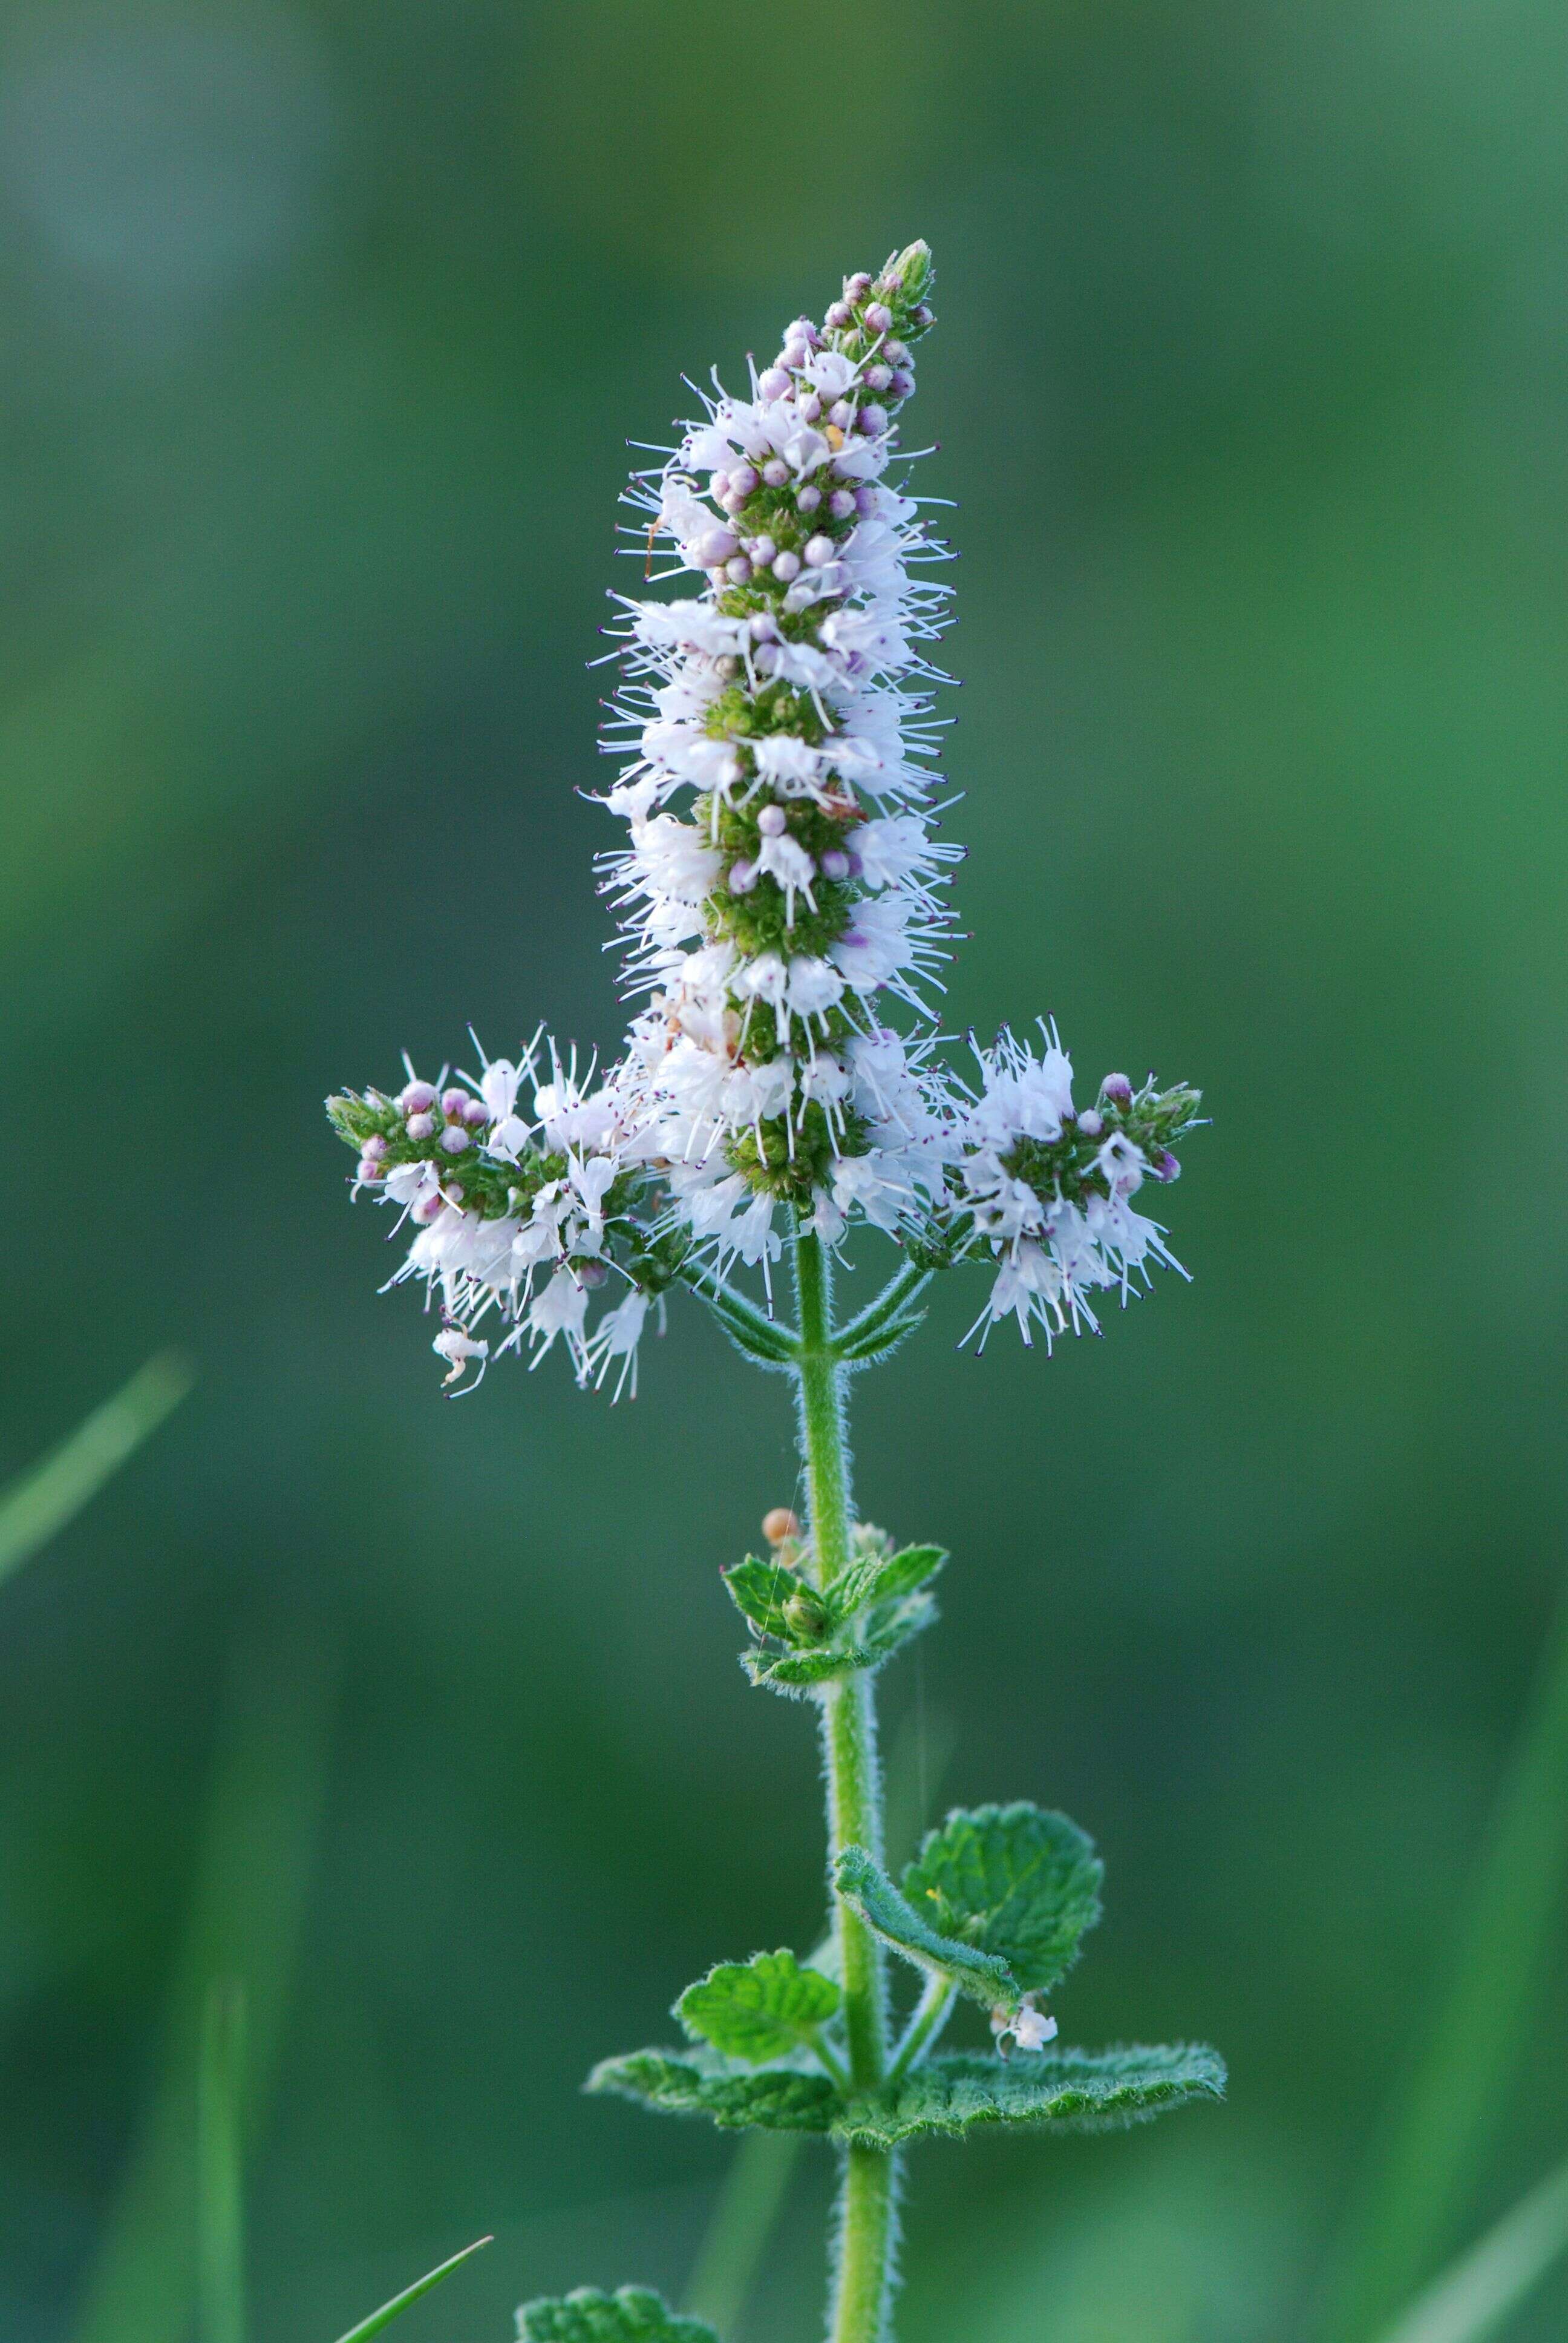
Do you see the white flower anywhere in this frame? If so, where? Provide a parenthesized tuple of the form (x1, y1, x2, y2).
(527, 1268, 591, 1372)
(433, 1324, 488, 1390)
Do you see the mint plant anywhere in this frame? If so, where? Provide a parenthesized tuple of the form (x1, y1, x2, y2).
(329, 243, 1223, 2343)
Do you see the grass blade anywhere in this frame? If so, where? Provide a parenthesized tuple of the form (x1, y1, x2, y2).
(682, 2133, 802, 2335)
(197, 1981, 247, 2343)
(1314, 1585, 1568, 2340)
(0, 1350, 192, 1585)
(332, 2237, 492, 2342)
(1375, 2152, 1568, 2343)
(73, 1633, 333, 2343)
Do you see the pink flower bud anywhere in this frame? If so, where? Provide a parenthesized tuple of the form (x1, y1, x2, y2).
(829, 398, 855, 430)
(854, 485, 875, 514)
(726, 555, 753, 585)
(762, 458, 789, 488)
(693, 526, 738, 566)
(756, 804, 786, 836)
(820, 849, 851, 881)
(797, 392, 822, 422)
(858, 402, 889, 436)
(864, 362, 892, 392)
(752, 643, 778, 674)
(748, 610, 777, 641)
(864, 301, 893, 335)
(1102, 1072, 1133, 1106)
(362, 1133, 388, 1159)
(398, 1080, 437, 1113)
(912, 303, 933, 328)
(577, 1257, 610, 1289)
(884, 339, 908, 363)
(406, 1111, 436, 1140)
(803, 534, 835, 568)
(828, 487, 856, 520)
(825, 300, 852, 328)
(357, 1156, 385, 1183)
(750, 534, 776, 567)
(440, 1088, 467, 1118)
(757, 365, 790, 400)
(889, 368, 914, 399)
(440, 1124, 471, 1154)
(728, 859, 758, 894)
(797, 482, 822, 511)
(711, 470, 731, 499)
(846, 271, 872, 297)
(462, 1096, 489, 1126)
(1077, 1109, 1104, 1139)
(412, 1191, 443, 1224)
(771, 549, 801, 582)
(729, 462, 759, 497)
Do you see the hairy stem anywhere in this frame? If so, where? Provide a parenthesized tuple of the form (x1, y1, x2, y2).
(792, 1226, 900, 2341)
(888, 1976, 956, 2083)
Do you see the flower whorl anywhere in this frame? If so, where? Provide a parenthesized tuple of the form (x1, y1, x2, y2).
(329, 243, 1203, 1390)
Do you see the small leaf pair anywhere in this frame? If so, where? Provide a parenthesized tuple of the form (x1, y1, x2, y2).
(837, 1800, 1103, 2016)
(678, 1947, 841, 2067)
(723, 1535, 947, 1695)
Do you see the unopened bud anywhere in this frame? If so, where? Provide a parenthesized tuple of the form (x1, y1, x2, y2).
(756, 804, 786, 836)
(803, 533, 836, 568)
(763, 1506, 802, 1545)
(406, 1110, 436, 1140)
(729, 462, 758, 496)
(694, 526, 738, 567)
(762, 458, 789, 488)
(825, 299, 852, 328)
(398, 1079, 437, 1113)
(1154, 1150, 1181, 1182)
(829, 398, 855, 431)
(796, 482, 822, 511)
(728, 859, 758, 894)
(828, 487, 856, 520)
(440, 1088, 468, 1118)
(784, 1588, 829, 1640)
(858, 401, 889, 437)
(577, 1257, 609, 1288)
(1102, 1072, 1133, 1107)
(356, 1155, 385, 1183)
(725, 555, 753, 585)
(820, 849, 851, 881)
(757, 365, 790, 400)
(846, 271, 872, 298)
(864, 301, 893, 335)
(864, 362, 892, 393)
(772, 549, 801, 582)
(750, 534, 776, 568)
(440, 1124, 471, 1154)
(1077, 1109, 1103, 1138)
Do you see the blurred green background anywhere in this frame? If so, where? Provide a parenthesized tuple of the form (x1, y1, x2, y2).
(1, 1, 1566, 2336)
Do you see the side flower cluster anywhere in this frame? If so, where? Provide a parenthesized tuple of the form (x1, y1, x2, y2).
(328, 244, 1204, 1391)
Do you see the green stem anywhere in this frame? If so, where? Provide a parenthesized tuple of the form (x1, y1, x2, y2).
(888, 1976, 956, 2083)
(792, 1225, 900, 2343)
(834, 1260, 934, 1356)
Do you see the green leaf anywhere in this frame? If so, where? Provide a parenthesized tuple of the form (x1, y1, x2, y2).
(197, 1981, 247, 2343)
(834, 1846, 1018, 2008)
(826, 1543, 946, 1627)
(902, 1803, 1103, 1997)
(721, 1557, 800, 1640)
(837, 2044, 1227, 2151)
(586, 2046, 840, 2134)
(678, 1948, 840, 2063)
(518, 2287, 717, 2343)
(740, 1593, 940, 1694)
(331, 2236, 491, 2342)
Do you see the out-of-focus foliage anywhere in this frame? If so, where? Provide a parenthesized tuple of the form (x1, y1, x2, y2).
(0, 2, 1564, 2338)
